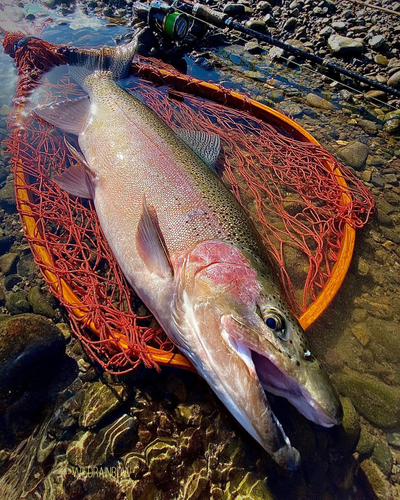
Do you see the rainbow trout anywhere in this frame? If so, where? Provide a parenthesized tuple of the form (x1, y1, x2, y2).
(35, 39, 342, 469)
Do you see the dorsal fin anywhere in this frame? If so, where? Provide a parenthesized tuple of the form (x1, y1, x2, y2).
(174, 129, 221, 169)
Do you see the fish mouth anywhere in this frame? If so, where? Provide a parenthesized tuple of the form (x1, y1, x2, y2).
(221, 313, 342, 428)
(251, 351, 343, 428)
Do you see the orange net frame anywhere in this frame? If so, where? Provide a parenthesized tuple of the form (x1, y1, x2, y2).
(2, 32, 374, 374)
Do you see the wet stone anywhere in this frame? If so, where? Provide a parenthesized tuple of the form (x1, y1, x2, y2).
(17, 253, 37, 278)
(357, 257, 369, 276)
(0, 236, 14, 254)
(102, 6, 113, 16)
(223, 3, 246, 17)
(351, 323, 370, 346)
(28, 286, 56, 319)
(66, 430, 95, 467)
(263, 13, 275, 26)
(283, 17, 297, 31)
(256, 1, 271, 13)
(352, 308, 367, 322)
(0, 314, 65, 409)
(357, 427, 375, 457)
(358, 119, 377, 134)
(278, 101, 303, 117)
(386, 432, 400, 449)
(369, 35, 385, 51)
(313, 6, 327, 15)
(320, 26, 333, 38)
(79, 380, 127, 428)
(327, 34, 364, 56)
(0, 179, 16, 211)
(388, 70, 400, 88)
(372, 442, 393, 476)
(360, 459, 392, 500)
(179, 467, 209, 500)
(384, 118, 400, 134)
(332, 21, 347, 32)
(4, 273, 22, 291)
(224, 471, 273, 500)
(336, 141, 368, 170)
(6, 291, 32, 314)
(0, 252, 19, 276)
(375, 197, 394, 225)
(374, 54, 388, 66)
(56, 322, 71, 341)
(67, 414, 138, 467)
(114, 8, 127, 17)
(145, 438, 177, 480)
(371, 173, 386, 189)
(365, 90, 388, 102)
(268, 90, 285, 102)
(333, 370, 400, 428)
(179, 427, 205, 457)
(385, 173, 398, 184)
(245, 20, 266, 33)
(244, 41, 264, 54)
(335, 397, 360, 455)
(366, 156, 384, 167)
(175, 404, 203, 426)
(305, 93, 335, 110)
(269, 46, 284, 60)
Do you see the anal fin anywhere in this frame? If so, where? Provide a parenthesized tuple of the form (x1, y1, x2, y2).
(54, 139, 96, 199)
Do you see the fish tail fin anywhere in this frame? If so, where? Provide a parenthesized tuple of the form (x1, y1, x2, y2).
(68, 36, 138, 90)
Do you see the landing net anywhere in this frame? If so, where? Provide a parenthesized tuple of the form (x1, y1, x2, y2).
(3, 32, 374, 373)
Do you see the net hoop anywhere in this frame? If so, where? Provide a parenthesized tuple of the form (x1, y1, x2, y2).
(3, 32, 364, 371)
(13, 68, 355, 372)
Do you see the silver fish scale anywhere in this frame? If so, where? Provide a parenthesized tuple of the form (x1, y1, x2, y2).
(83, 75, 266, 263)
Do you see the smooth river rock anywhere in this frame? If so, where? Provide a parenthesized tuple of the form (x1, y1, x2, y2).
(332, 369, 400, 428)
(388, 70, 400, 88)
(306, 93, 335, 110)
(0, 314, 65, 409)
(336, 141, 369, 170)
(327, 34, 364, 55)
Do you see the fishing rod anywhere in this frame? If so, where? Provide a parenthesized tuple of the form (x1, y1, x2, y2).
(139, 0, 400, 100)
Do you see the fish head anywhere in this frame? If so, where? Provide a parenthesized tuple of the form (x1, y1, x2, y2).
(173, 240, 342, 429)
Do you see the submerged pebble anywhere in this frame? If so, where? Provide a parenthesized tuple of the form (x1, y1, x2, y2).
(28, 286, 56, 319)
(79, 380, 127, 428)
(336, 141, 369, 170)
(371, 442, 393, 477)
(333, 370, 400, 428)
(360, 459, 393, 500)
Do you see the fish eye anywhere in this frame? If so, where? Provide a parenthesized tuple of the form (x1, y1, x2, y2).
(262, 311, 285, 336)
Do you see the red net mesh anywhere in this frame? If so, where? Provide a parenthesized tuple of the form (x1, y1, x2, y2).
(3, 33, 374, 374)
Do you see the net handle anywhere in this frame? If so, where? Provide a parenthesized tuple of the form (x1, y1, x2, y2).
(13, 70, 355, 370)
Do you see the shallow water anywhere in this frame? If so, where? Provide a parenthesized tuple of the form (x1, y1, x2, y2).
(0, 3, 399, 499)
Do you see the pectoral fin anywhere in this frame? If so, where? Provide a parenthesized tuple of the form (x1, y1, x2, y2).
(34, 96, 90, 135)
(136, 195, 173, 279)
